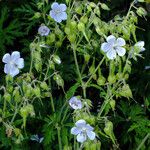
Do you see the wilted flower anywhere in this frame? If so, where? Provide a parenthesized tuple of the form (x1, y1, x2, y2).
(50, 2, 67, 23)
(71, 119, 96, 143)
(134, 41, 145, 52)
(30, 134, 44, 143)
(2, 51, 24, 77)
(69, 96, 82, 110)
(38, 25, 50, 36)
(101, 35, 126, 60)
(145, 66, 150, 70)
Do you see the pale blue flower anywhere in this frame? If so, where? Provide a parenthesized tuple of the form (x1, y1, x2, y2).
(71, 119, 96, 143)
(50, 2, 67, 23)
(30, 134, 44, 143)
(134, 41, 145, 52)
(2, 51, 24, 77)
(38, 25, 50, 36)
(101, 35, 126, 60)
(69, 96, 82, 110)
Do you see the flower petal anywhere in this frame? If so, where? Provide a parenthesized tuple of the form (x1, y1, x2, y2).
(11, 51, 20, 61)
(60, 4, 67, 11)
(75, 120, 86, 127)
(106, 50, 116, 60)
(77, 133, 87, 143)
(38, 26, 50, 36)
(51, 2, 59, 9)
(4, 64, 10, 74)
(69, 97, 82, 110)
(135, 41, 144, 47)
(4, 64, 19, 77)
(116, 47, 126, 56)
(59, 12, 67, 20)
(116, 38, 126, 46)
(135, 41, 145, 52)
(86, 131, 96, 140)
(15, 58, 24, 69)
(2, 53, 11, 63)
(86, 124, 94, 131)
(10, 65, 19, 77)
(71, 127, 81, 135)
(50, 10, 56, 19)
(53, 14, 63, 23)
(101, 42, 112, 52)
(106, 35, 116, 43)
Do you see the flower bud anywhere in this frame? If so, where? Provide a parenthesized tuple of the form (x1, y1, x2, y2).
(120, 84, 132, 99)
(89, 2, 96, 8)
(46, 33, 55, 44)
(7, 85, 13, 93)
(40, 82, 49, 90)
(110, 99, 116, 111)
(80, 16, 88, 24)
(116, 73, 123, 80)
(33, 12, 41, 19)
(55, 41, 62, 48)
(94, 6, 100, 16)
(68, 34, 76, 43)
(70, 21, 77, 29)
(53, 55, 61, 64)
(34, 87, 41, 98)
(108, 75, 116, 84)
(97, 76, 106, 86)
(136, 7, 147, 17)
(84, 54, 90, 63)
(4, 93, 11, 102)
(65, 27, 71, 35)
(6, 75, 13, 84)
(100, 3, 110, 11)
(53, 74, 64, 88)
(75, 5, 83, 14)
(104, 121, 113, 136)
(77, 22, 85, 32)
(49, 60, 55, 70)
(13, 88, 21, 103)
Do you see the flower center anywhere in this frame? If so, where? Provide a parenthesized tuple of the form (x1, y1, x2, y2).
(54, 9, 61, 15)
(9, 60, 15, 65)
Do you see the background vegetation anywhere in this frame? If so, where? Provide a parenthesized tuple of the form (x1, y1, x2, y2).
(0, 0, 149, 149)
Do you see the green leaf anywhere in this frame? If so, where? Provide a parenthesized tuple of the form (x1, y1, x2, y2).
(65, 82, 80, 100)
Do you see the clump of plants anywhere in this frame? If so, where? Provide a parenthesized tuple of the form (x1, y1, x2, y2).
(0, 0, 149, 149)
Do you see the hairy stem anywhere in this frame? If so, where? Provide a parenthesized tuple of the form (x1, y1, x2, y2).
(136, 133, 150, 150)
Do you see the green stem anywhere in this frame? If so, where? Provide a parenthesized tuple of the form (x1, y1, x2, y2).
(48, 79, 55, 112)
(72, 44, 83, 86)
(10, 103, 18, 123)
(57, 127, 62, 150)
(126, 0, 136, 19)
(85, 57, 105, 87)
(72, 44, 86, 98)
(2, 98, 7, 118)
(29, 49, 34, 74)
(50, 93, 55, 112)
(136, 133, 150, 150)
(98, 95, 110, 117)
(61, 106, 69, 124)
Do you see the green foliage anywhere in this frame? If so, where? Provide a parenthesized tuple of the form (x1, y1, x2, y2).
(0, 0, 149, 149)
(0, 7, 23, 56)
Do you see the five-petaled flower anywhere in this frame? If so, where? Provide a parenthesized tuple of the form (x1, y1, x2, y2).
(101, 35, 126, 60)
(38, 25, 50, 36)
(50, 2, 67, 23)
(134, 41, 145, 52)
(71, 119, 96, 143)
(2, 51, 24, 77)
(69, 96, 82, 110)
